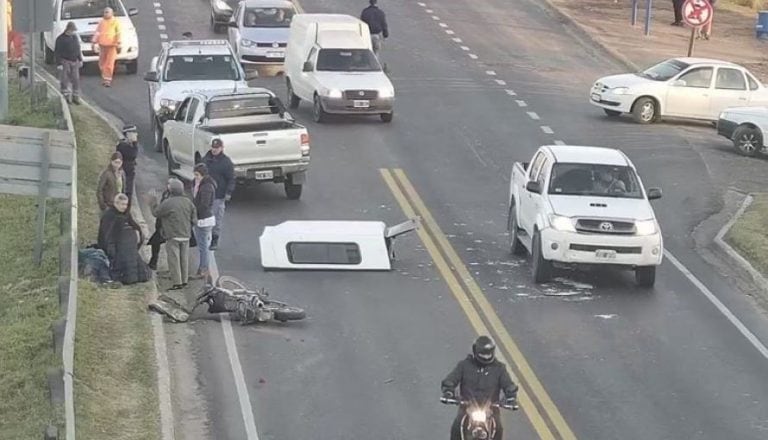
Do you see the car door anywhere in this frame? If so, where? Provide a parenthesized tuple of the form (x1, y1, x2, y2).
(664, 66, 713, 118)
(166, 97, 191, 158)
(174, 97, 200, 168)
(296, 46, 319, 99)
(148, 50, 167, 108)
(519, 152, 546, 233)
(708, 67, 750, 119)
(228, 3, 242, 55)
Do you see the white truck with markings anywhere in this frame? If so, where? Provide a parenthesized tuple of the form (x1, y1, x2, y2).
(507, 145, 664, 287)
(161, 88, 310, 200)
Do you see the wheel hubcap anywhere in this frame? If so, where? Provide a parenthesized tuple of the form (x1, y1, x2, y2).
(739, 134, 756, 152)
(640, 103, 654, 121)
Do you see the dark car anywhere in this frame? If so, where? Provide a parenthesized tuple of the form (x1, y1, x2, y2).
(210, 0, 241, 33)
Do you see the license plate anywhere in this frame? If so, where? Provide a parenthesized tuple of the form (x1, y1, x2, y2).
(353, 100, 370, 108)
(595, 250, 617, 259)
(253, 170, 274, 180)
(266, 51, 284, 58)
(591, 93, 601, 102)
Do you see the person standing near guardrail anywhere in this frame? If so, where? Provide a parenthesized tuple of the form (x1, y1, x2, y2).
(97, 152, 126, 212)
(97, 193, 150, 285)
(115, 125, 139, 202)
(202, 138, 235, 251)
(92, 7, 122, 87)
(54, 22, 83, 105)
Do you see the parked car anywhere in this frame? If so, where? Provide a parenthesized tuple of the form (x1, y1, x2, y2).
(161, 89, 310, 199)
(227, 0, 297, 69)
(590, 57, 768, 124)
(508, 145, 663, 287)
(717, 106, 768, 156)
(43, 0, 139, 73)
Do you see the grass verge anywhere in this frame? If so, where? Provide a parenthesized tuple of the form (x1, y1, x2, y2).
(726, 194, 768, 276)
(0, 81, 62, 438)
(71, 105, 160, 439)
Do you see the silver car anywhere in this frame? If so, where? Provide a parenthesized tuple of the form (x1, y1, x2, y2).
(227, 0, 297, 68)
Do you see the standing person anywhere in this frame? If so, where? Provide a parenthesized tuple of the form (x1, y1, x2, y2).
(54, 22, 83, 105)
(147, 180, 172, 271)
(671, 0, 684, 26)
(698, 0, 715, 40)
(6, 0, 24, 65)
(97, 193, 151, 285)
(115, 125, 139, 202)
(92, 7, 122, 87)
(191, 164, 217, 279)
(360, 0, 388, 57)
(148, 179, 196, 290)
(202, 139, 235, 250)
(97, 152, 126, 212)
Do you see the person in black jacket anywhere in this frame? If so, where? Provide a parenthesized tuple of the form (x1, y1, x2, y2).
(147, 180, 173, 270)
(54, 21, 83, 104)
(97, 193, 151, 285)
(202, 138, 235, 250)
(360, 0, 388, 57)
(115, 125, 139, 202)
(441, 336, 519, 440)
(191, 163, 217, 279)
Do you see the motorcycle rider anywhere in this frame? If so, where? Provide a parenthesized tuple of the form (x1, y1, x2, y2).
(442, 336, 518, 440)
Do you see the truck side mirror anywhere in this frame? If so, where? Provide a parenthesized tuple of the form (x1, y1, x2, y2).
(646, 187, 662, 200)
(302, 61, 313, 72)
(526, 181, 541, 194)
(144, 71, 159, 82)
(228, 21, 238, 28)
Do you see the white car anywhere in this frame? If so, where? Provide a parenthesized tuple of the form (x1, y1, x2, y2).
(717, 106, 768, 156)
(227, 0, 297, 69)
(590, 57, 768, 124)
(43, 0, 139, 73)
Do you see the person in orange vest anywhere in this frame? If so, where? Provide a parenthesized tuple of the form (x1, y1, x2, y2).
(6, 0, 24, 64)
(92, 7, 122, 87)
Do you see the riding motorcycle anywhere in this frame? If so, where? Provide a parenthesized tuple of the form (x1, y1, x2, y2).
(441, 397, 519, 440)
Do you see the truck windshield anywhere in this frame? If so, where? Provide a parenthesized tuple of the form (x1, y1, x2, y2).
(637, 59, 689, 81)
(207, 96, 280, 119)
(164, 55, 241, 81)
(62, 0, 126, 19)
(316, 49, 381, 72)
(548, 163, 644, 199)
(242, 7, 294, 28)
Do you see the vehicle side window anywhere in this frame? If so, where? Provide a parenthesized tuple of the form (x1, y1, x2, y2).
(185, 98, 199, 124)
(233, 4, 242, 23)
(678, 67, 713, 88)
(175, 98, 190, 121)
(529, 152, 545, 181)
(715, 68, 746, 91)
(747, 74, 759, 91)
(536, 158, 550, 188)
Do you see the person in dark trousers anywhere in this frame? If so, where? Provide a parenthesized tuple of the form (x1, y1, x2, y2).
(360, 0, 388, 57)
(97, 193, 151, 285)
(671, 0, 684, 26)
(54, 21, 83, 104)
(441, 336, 519, 440)
(202, 138, 235, 250)
(115, 125, 139, 203)
(191, 163, 217, 280)
(147, 179, 173, 270)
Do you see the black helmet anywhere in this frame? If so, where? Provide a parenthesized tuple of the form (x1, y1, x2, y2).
(472, 336, 496, 365)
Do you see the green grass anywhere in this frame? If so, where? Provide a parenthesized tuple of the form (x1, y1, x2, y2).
(4, 80, 61, 129)
(726, 194, 768, 276)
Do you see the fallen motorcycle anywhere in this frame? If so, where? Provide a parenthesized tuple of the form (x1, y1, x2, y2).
(440, 397, 518, 440)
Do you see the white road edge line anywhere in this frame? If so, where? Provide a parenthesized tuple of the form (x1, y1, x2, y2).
(527, 111, 540, 120)
(664, 251, 768, 360)
(540, 126, 554, 134)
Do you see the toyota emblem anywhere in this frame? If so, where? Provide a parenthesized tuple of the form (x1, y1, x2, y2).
(358, 91, 365, 96)
(599, 222, 614, 231)
(272, 42, 279, 48)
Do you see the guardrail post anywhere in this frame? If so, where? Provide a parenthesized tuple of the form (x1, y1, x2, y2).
(52, 317, 66, 358)
(47, 367, 64, 408)
(59, 208, 71, 276)
(44, 425, 59, 440)
(58, 276, 69, 313)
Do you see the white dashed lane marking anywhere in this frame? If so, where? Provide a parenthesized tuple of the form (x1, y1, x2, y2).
(418, 2, 426, 6)
(425, 9, 434, 13)
(541, 126, 554, 134)
(160, 33, 169, 40)
(157, 16, 165, 22)
(432, 16, 440, 20)
(158, 24, 166, 30)
(452, 37, 462, 43)
(439, 23, 448, 28)
(515, 100, 527, 107)
(554, 140, 566, 145)
(153, 2, 161, 6)
(446, 30, 455, 35)
(485, 70, 496, 76)
(505, 89, 516, 96)
(527, 112, 540, 120)
(155, 9, 163, 14)
(460, 46, 470, 51)
(495, 79, 506, 85)
(468, 54, 478, 59)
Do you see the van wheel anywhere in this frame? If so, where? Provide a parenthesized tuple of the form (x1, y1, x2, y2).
(284, 181, 303, 200)
(380, 112, 393, 123)
(153, 119, 163, 152)
(286, 80, 300, 109)
(635, 266, 656, 288)
(532, 230, 553, 283)
(312, 95, 326, 123)
(507, 205, 527, 256)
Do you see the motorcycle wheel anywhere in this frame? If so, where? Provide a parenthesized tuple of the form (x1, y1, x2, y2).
(271, 304, 306, 322)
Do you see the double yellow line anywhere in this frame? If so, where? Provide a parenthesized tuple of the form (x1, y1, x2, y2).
(380, 168, 577, 440)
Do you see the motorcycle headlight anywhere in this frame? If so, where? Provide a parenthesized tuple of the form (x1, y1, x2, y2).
(325, 88, 342, 98)
(611, 87, 630, 95)
(634, 219, 658, 235)
(240, 39, 257, 48)
(470, 410, 487, 423)
(548, 214, 575, 232)
(215, 0, 232, 11)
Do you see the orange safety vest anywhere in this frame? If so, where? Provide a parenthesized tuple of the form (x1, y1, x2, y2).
(95, 17, 122, 46)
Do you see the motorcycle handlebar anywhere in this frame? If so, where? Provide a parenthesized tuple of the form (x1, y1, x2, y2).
(440, 397, 519, 411)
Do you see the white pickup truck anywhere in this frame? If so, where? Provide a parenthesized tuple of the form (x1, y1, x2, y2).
(161, 88, 310, 199)
(507, 145, 664, 287)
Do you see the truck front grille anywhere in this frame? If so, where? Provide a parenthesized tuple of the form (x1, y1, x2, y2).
(569, 244, 642, 254)
(575, 218, 635, 234)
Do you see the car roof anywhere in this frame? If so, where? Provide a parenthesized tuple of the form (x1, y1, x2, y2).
(199, 87, 275, 99)
(672, 57, 742, 68)
(294, 13, 362, 24)
(242, 0, 295, 8)
(317, 31, 368, 49)
(543, 145, 630, 166)
(263, 220, 388, 237)
(165, 40, 234, 56)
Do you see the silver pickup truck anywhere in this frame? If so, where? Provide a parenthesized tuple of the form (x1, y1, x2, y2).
(161, 88, 311, 199)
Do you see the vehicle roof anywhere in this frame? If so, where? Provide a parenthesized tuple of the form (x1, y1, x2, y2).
(241, 0, 296, 8)
(198, 87, 275, 99)
(671, 57, 741, 68)
(543, 145, 629, 166)
(317, 30, 368, 49)
(263, 220, 387, 237)
(165, 40, 234, 56)
(293, 13, 362, 24)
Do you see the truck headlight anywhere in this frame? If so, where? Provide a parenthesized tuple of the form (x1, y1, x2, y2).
(635, 219, 658, 235)
(325, 89, 342, 98)
(611, 87, 629, 95)
(379, 87, 394, 98)
(548, 214, 575, 232)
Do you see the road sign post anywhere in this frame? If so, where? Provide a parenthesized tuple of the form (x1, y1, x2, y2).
(631, 0, 639, 26)
(682, 0, 714, 56)
(12, 0, 52, 108)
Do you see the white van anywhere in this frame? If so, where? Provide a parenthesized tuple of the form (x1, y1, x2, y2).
(284, 14, 395, 123)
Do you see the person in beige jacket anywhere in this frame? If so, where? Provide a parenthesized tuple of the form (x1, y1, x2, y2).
(96, 152, 126, 211)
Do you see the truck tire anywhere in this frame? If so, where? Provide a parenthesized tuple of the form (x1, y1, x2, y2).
(165, 142, 176, 175)
(285, 181, 303, 200)
(507, 205, 527, 256)
(635, 266, 656, 288)
(312, 95, 327, 123)
(286, 80, 300, 109)
(631, 97, 657, 124)
(732, 125, 762, 157)
(380, 112, 393, 123)
(532, 230, 553, 283)
(152, 118, 163, 152)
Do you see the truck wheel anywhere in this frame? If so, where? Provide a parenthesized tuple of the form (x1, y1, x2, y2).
(603, 109, 621, 117)
(631, 97, 657, 124)
(165, 143, 176, 175)
(312, 95, 327, 123)
(733, 125, 762, 157)
(507, 205, 527, 256)
(380, 112, 393, 123)
(152, 118, 163, 152)
(284, 181, 303, 200)
(126, 60, 138, 74)
(286, 80, 300, 109)
(532, 230, 553, 283)
(635, 266, 656, 288)
(44, 43, 54, 65)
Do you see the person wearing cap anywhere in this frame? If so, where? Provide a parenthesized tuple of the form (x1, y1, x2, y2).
(202, 138, 235, 250)
(116, 125, 139, 201)
(92, 7, 122, 87)
(54, 22, 83, 104)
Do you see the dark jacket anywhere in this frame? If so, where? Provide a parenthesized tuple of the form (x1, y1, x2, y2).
(97, 207, 150, 285)
(151, 194, 197, 240)
(441, 355, 518, 403)
(193, 176, 217, 220)
(148, 189, 171, 245)
(202, 151, 235, 200)
(116, 139, 139, 173)
(54, 32, 82, 63)
(96, 167, 126, 211)
(361, 5, 388, 37)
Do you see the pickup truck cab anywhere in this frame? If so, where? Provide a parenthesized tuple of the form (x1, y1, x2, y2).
(717, 106, 768, 157)
(508, 145, 664, 287)
(161, 88, 310, 199)
(143, 39, 257, 151)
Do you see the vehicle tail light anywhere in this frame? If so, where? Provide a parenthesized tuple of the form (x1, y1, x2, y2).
(300, 133, 310, 156)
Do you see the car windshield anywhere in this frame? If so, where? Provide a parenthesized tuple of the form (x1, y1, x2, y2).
(164, 55, 241, 81)
(548, 163, 644, 199)
(242, 7, 294, 28)
(316, 49, 381, 72)
(207, 96, 280, 119)
(61, 0, 126, 19)
(637, 59, 690, 81)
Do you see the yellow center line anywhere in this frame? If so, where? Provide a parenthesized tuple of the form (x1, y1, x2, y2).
(391, 169, 578, 440)
(380, 169, 556, 440)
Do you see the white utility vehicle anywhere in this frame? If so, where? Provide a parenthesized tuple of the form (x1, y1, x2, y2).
(717, 106, 768, 157)
(508, 145, 664, 287)
(227, 0, 298, 69)
(161, 89, 310, 199)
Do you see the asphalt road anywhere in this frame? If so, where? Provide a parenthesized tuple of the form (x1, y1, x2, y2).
(56, 0, 768, 438)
